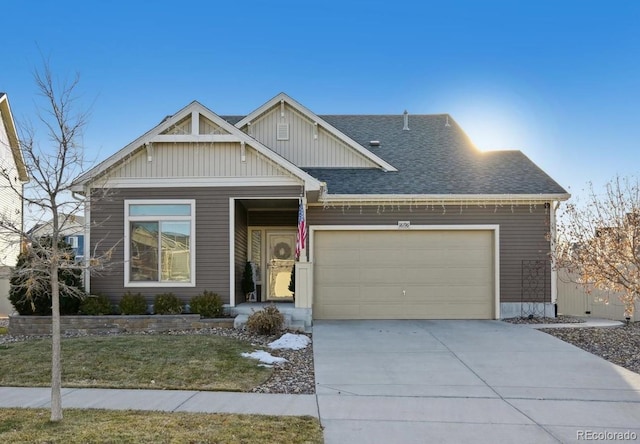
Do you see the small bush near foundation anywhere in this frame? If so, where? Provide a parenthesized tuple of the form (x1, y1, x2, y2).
(154, 293, 183, 315)
(119, 292, 148, 315)
(79, 294, 113, 315)
(245, 304, 284, 335)
(190, 291, 223, 318)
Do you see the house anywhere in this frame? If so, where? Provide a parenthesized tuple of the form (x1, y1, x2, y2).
(0, 93, 29, 316)
(28, 214, 86, 260)
(72, 93, 569, 327)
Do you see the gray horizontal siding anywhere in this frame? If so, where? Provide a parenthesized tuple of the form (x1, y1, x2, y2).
(89, 186, 301, 306)
(307, 204, 552, 304)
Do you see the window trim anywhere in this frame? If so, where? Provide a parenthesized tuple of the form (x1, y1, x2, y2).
(124, 199, 196, 287)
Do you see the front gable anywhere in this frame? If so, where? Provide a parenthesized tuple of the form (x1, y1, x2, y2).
(73, 101, 322, 192)
(236, 93, 397, 171)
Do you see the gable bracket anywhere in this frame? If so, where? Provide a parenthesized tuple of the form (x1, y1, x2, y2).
(145, 142, 153, 162)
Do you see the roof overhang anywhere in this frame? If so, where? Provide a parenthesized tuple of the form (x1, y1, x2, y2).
(314, 193, 572, 205)
(0, 93, 29, 182)
(235, 93, 398, 172)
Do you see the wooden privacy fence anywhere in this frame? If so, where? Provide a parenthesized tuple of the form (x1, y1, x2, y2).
(557, 268, 639, 322)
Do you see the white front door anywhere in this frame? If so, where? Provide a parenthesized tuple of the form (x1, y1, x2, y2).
(266, 231, 296, 300)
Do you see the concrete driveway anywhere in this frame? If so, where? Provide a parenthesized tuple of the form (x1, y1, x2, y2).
(313, 320, 640, 444)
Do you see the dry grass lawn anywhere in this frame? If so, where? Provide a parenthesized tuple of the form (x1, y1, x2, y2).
(0, 408, 323, 443)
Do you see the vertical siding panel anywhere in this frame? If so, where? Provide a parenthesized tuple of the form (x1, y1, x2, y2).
(103, 140, 294, 179)
(251, 105, 374, 167)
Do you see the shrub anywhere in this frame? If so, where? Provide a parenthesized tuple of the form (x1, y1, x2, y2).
(9, 238, 85, 315)
(119, 292, 148, 315)
(245, 304, 284, 335)
(79, 294, 113, 315)
(190, 291, 223, 318)
(154, 293, 183, 315)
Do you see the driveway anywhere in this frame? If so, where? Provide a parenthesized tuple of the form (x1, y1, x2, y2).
(313, 320, 640, 444)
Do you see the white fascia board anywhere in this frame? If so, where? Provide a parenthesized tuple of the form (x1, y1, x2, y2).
(235, 93, 398, 172)
(314, 193, 572, 204)
(73, 100, 322, 193)
(0, 94, 28, 182)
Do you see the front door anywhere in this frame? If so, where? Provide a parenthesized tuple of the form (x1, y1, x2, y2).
(266, 231, 295, 300)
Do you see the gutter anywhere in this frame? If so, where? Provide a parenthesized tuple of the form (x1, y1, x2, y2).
(313, 193, 572, 205)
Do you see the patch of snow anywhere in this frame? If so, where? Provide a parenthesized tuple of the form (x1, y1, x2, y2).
(268, 333, 311, 350)
(241, 350, 287, 365)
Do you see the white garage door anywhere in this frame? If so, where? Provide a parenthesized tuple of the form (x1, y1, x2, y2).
(313, 230, 495, 320)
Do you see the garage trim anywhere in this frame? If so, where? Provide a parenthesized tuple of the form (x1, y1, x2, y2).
(309, 224, 501, 319)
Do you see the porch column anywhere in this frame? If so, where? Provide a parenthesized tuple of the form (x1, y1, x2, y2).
(294, 262, 313, 309)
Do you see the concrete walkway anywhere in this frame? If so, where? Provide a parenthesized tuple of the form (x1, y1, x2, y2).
(0, 386, 319, 417)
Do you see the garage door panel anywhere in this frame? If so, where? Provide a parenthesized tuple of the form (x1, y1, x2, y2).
(361, 285, 405, 302)
(313, 230, 495, 320)
(358, 248, 406, 265)
(361, 267, 404, 284)
(360, 303, 406, 318)
(314, 266, 360, 284)
(314, 304, 362, 319)
(315, 286, 361, 303)
(314, 248, 360, 264)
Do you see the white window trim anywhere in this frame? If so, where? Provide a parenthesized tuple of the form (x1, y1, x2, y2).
(68, 236, 79, 249)
(124, 199, 196, 287)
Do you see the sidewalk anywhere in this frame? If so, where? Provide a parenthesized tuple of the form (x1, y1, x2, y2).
(0, 387, 319, 417)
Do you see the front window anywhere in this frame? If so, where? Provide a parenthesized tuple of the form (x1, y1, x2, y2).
(125, 200, 195, 286)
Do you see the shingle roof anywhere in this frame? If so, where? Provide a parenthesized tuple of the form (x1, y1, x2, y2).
(222, 113, 568, 196)
(304, 114, 568, 195)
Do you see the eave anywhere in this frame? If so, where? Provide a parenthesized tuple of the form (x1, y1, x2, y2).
(313, 193, 572, 206)
(0, 93, 29, 182)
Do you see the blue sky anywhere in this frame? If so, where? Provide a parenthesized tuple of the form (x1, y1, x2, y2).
(2, 1, 639, 202)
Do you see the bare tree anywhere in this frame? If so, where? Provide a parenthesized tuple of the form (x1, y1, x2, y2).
(555, 176, 640, 318)
(0, 61, 113, 422)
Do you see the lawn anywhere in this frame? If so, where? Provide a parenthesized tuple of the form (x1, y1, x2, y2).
(0, 408, 323, 443)
(0, 334, 272, 391)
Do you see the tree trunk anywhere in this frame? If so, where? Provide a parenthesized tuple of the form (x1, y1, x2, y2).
(50, 262, 63, 422)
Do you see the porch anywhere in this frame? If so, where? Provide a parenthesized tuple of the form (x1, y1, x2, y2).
(232, 197, 313, 330)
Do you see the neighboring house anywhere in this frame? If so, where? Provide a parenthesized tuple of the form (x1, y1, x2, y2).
(28, 214, 86, 260)
(72, 93, 569, 327)
(0, 93, 29, 316)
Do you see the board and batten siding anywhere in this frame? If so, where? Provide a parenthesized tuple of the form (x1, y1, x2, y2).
(245, 105, 377, 168)
(158, 114, 230, 136)
(109, 142, 292, 179)
(89, 186, 301, 306)
(307, 204, 552, 304)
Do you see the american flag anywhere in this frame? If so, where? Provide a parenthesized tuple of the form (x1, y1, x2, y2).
(295, 199, 307, 259)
